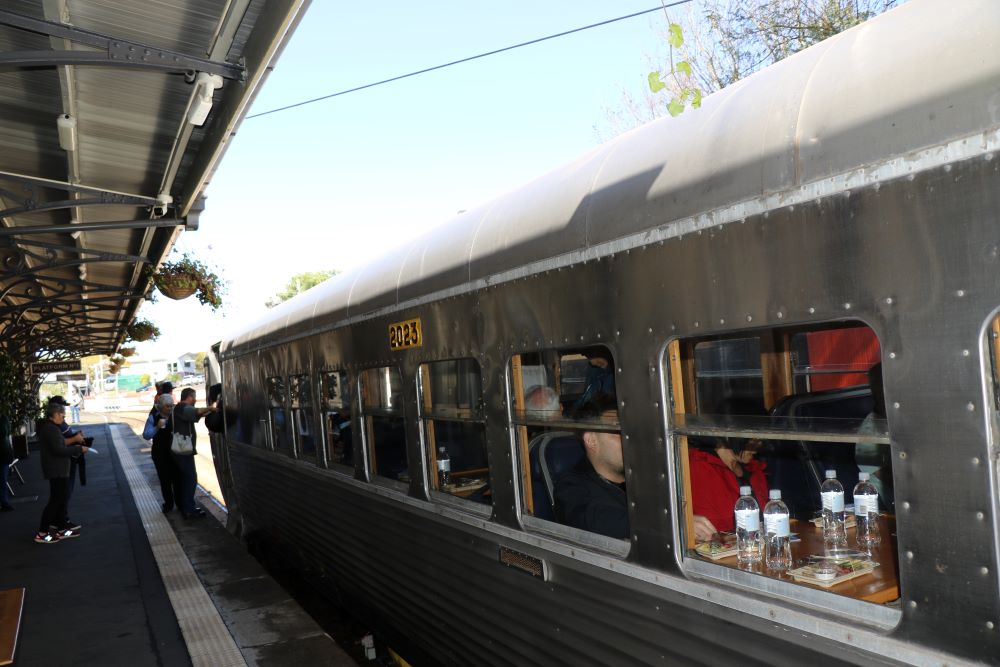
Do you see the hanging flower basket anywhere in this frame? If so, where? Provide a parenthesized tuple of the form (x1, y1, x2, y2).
(152, 254, 224, 310)
(119, 347, 136, 358)
(126, 319, 160, 342)
(154, 275, 198, 300)
(109, 363, 121, 375)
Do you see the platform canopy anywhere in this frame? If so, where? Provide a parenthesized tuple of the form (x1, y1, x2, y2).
(0, 0, 309, 362)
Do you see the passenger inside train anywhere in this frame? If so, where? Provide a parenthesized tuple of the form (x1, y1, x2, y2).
(669, 321, 899, 604)
(689, 433, 768, 542)
(510, 345, 626, 538)
(553, 393, 628, 539)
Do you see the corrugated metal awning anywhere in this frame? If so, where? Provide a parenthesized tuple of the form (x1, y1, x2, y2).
(0, 0, 309, 361)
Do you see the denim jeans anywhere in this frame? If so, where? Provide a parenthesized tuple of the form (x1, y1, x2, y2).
(172, 452, 197, 514)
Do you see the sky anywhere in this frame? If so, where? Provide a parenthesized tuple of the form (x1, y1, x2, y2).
(129, 1, 681, 362)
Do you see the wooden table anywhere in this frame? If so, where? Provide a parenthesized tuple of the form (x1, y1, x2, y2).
(697, 516, 899, 604)
(0, 588, 25, 666)
(441, 478, 488, 499)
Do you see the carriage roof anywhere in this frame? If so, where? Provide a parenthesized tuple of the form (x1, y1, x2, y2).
(222, 0, 1000, 356)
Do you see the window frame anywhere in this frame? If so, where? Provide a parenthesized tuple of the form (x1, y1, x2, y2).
(265, 374, 292, 455)
(358, 365, 408, 488)
(288, 373, 317, 461)
(663, 322, 901, 626)
(319, 369, 354, 474)
(507, 346, 630, 553)
(418, 358, 491, 509)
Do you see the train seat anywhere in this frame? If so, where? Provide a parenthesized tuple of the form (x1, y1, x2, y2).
(764, 385, 873, 518)
(528, 431, 584, 520)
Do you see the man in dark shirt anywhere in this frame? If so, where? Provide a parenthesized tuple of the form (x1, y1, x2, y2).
(48, 396, 86, 530)
(172, 387, 215, 518)
(554, 394, 628, 539)
(35, 401, 88, 543)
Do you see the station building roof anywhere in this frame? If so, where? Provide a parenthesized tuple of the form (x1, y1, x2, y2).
(0, 0, 309, 361)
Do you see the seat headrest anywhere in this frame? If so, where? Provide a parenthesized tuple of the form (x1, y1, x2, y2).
(543, 435, 584, 478)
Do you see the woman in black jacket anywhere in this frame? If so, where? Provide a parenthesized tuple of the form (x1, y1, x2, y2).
(143, 393, 180, 513)
(35, 401, 88, 544)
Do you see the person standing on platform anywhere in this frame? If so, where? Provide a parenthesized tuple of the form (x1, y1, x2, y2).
(144, 393, 181, 513)
(48, 396, 86, 531)
(35, 400, 88, 543)
(172, 387, 215, 519)
(153, 380, 174, 409)
(68, 388, 82, 423)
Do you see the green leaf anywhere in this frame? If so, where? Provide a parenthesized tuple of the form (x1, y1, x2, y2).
(691, 88, 703, 109)
(647, 71, 667, 93)
(667, 22, 684, 49)
(667, 97, 685, 117)
(675, 60, 692, 77)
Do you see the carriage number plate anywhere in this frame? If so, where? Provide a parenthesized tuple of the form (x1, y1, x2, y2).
(389, 318, 422, 350)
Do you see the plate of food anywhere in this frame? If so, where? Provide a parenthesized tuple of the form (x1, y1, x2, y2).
(695, 532, 738, 560)
(789, 557, 877, 587)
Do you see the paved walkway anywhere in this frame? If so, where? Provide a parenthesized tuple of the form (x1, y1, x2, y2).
(0, 421, 357, 666)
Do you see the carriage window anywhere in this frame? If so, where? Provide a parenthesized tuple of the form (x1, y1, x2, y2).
(789, 328, 881, 393)
(667, 322, 898, 606)
(266, 376, 292, 455)
(360, 367, 408, 482)
(419, 359, 490, 505)
(289, 374, 316, 459)
(509, 345, 626, 541)
(322, 370, 352, 469)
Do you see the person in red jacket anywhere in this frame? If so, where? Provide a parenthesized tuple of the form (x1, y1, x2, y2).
(690, 435, 768, 542)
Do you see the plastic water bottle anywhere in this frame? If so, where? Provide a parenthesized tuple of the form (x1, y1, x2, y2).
(436, 446, 451, 487)
(734, 485, 762, 564)
(763, 489, 792, 571)
(820, 470, 847, 547)
(853, 472, 881, 551)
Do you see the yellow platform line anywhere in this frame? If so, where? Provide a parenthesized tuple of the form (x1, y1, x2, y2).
(109, 424, 247, 667)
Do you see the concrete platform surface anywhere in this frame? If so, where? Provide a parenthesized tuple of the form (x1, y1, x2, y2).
(0, 420, 359, 666)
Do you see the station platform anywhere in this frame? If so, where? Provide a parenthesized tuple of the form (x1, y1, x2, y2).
(0, 420, 359, 666)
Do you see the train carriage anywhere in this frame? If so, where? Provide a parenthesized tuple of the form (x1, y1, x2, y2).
(212, 1, 1000, 664)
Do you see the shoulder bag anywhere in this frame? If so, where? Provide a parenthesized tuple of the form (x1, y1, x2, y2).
(170, 406, 194, 455)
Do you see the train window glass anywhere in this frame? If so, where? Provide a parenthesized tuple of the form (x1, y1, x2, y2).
(360, 366, 408, 482)
(789, 328, 881, 394)
(509, 346, 627, 542)
(266, 375, 292, 454)
(419, 359, 489, 505)
(694, 338, 765, 414)
(667, 322, 899, 606)
(322, 370, 352, 468)
(289, 374, 316, 459)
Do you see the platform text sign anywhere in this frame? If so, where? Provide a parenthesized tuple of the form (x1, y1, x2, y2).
(32, 360, 81, 374)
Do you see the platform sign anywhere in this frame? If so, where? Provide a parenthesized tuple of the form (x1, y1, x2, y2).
(32, 360, 81, 374)
(56, 373, 87, 381)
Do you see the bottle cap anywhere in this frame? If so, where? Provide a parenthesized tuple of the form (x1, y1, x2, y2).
(825, 469, 836, 479)
(739, 485, 752, 496)
(858, 472, 870, 481)
(769, 489, 781, 500)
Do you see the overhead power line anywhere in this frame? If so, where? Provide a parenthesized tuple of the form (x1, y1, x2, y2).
(248, 0, 694, 119)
